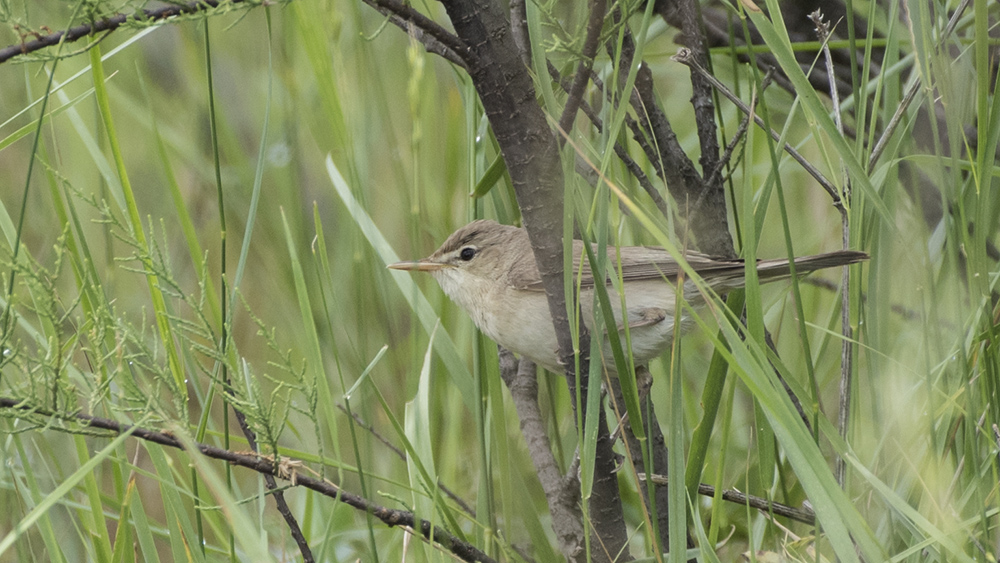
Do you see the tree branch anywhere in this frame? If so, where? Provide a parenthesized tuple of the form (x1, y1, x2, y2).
(557, 0, 607, 138)
(588, 67, 666, 186)
(436, 0, 628, 558)
(361, 0, 472, 69)
(810, 9, 854, 489)
(608, 371, 681, 554)
(547, 61, 669, 219)
(0, 0, 245, 65)
(673, 48, 844, 214)
(612, 19, 734, 256)
(0, 397, 496, 563)
(643, 473, 816, 525)
(498, 348, 585, 561)
(676, 0, 722, 183)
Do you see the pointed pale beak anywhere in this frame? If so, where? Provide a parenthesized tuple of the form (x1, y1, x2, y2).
(388, 259, 451, 272)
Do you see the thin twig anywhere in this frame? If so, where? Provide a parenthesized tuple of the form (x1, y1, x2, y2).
(587, 66, 665, 181)
(547, 61, 669, 219)
(557, 0, 607, 138)
(867, 83, 918, 173)
(0, 397, 496, 563)
(0, 0, 241, 64)
(374, 12, 468, 69)
(763, 330, 814, 434)
(642, 473, 816, 525)
(337, 403, 405, 458)
(607, 370, 674, 552)
(676, 0, 721, 180)
(701, 71, 774, 208)
(613, 21, 737, 255)
(810, 9, 854, 489)
(620, 34, 704, 206)
(709, 110, 750, 187)
(673, 48, 844, 213)
(867, 0, 970, 173)
(361, 0, 472, 69)
(229, 403, 314, 561)
(334, 403, 477, 518)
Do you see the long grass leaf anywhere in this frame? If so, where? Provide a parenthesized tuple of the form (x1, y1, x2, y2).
(325, 156, 476, 406)
(89, 45, 185, 397)
(173, 431, 271, 562)
(0, 428, 133, 557)
(746, 6, 891, 223)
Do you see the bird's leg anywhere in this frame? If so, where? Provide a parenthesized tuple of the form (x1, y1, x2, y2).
(636, 364, 654, 403)
(608, 365, 653, 445)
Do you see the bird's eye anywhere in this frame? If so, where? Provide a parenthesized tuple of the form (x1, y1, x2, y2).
(459, 247, 476, 261)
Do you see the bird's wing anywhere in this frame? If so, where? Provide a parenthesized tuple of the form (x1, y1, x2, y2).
(509, 241, 746, 291)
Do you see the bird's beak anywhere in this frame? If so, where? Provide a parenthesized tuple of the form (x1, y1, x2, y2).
(388, 259, 450, 272)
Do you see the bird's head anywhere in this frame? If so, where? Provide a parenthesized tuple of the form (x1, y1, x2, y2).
(388, 220, 527, 301)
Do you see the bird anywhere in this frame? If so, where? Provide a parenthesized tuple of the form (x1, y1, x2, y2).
(389, 219, 867, 374)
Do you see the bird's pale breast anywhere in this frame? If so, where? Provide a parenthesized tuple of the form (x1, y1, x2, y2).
(486, 280, 685, 373)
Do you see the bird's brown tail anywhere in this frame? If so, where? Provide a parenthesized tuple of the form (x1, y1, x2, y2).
(756, 250, 869, 281)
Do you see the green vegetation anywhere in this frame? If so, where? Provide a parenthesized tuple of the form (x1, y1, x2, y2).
(0, 0, 998, 561)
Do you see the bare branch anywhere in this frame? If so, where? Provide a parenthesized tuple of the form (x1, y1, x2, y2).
(498, 347, 585, 561)
(547, 61, 669, 219)
(436, 0, 627, 556)
(613, 20, 734, 256)
(709, 112, 750, 188)
(0, 397, 496, 563)
(674, 48, 844, 214)
(335, 403, 477, 518)
(868, 0, 970, 173)
(607, 370, 680, 553)
(361, 0, 472, 69)
(676, 0, 722, 180)
(643, 473, 816, 525)
(557, 0, 607, 138)
(228, 392, 313, 561)
(810, 9, 854, 489)
(0, 0, 244, 65)
(587, 67, 667, 186)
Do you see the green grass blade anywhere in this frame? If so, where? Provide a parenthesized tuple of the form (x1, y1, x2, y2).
(74, 435, 113, 563)
(469, 153, 508, 199)
(89, 45, 185, 398)
(325, 155, 476, 406)
(405, 325, 441, 555)
(684, 291, 742, 499)
(173, 430, 271, 562)
(9, 435, 68, 563)
(746, 6, 891, 223)
(0, 428, 133, 557)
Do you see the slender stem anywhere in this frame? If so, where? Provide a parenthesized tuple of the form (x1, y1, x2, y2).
(810, 9, 854, 489)
(674, 48, 844, 213)
(644, 473, 816, 525)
